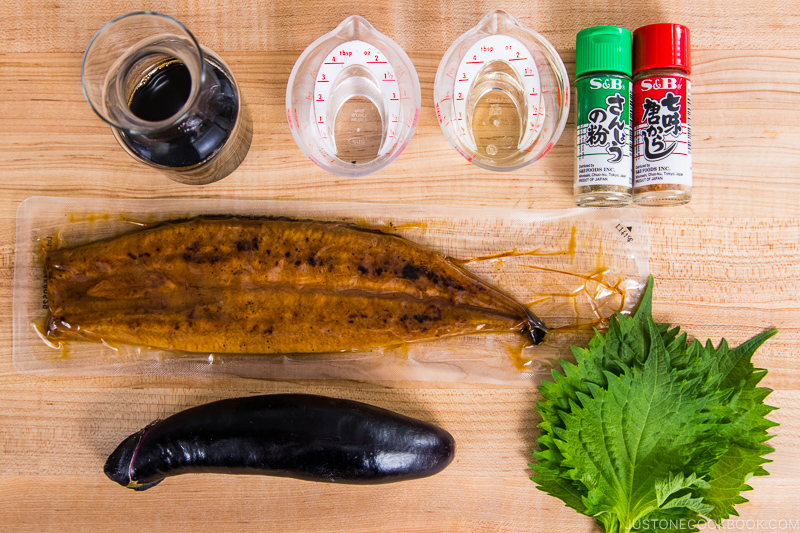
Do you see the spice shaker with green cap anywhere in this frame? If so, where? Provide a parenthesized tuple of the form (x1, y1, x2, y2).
(574, 26, 633, 207)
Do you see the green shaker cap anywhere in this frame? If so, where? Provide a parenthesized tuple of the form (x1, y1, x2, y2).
(576, 26, 632, 77)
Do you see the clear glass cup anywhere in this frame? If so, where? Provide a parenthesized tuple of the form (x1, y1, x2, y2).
(82, 12, 252, 185)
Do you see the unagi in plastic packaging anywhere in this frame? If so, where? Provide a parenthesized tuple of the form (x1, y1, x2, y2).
(14, 197, 650, 384)
(45, 216, 547, 353)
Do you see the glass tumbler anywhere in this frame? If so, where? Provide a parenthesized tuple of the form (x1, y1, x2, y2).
(82, 12, 252, 185)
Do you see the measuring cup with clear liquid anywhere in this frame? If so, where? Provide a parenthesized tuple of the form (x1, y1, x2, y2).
(435, 10, 570, 171)
(286, 16, 421, 177)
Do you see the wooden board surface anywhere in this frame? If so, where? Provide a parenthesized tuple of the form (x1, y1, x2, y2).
(1, 1, 799, 531)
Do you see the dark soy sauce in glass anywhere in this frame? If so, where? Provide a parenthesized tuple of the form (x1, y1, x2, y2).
(128, 60, 192, 122)
(119, 58, 239, 169)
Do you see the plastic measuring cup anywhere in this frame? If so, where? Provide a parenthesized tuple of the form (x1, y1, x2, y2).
(286, 16, 421, 177)
(434, 10, 570, 171)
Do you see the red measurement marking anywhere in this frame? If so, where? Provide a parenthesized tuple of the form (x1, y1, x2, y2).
(390, 98, 399, 101)
(316, 97, 324, 102)
(509, 57, 527, 61)
(456, 97, 464, 101)
(323, 61, 343, 65)
(441, 97, 451, 101)
(530, 91, 538, 96)
(318, 80, 330, 82)
(318, 119, 324, 124)
(367, 61, 388, 63)
(466, 61, 483, 64)
(457, 78, 469, 82)
(524, 74, 536, 77)
(382, 79, 396, 82)
(391, 119, 398, 123)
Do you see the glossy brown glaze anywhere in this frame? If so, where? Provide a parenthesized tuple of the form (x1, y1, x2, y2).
(45, 217, 546, 354)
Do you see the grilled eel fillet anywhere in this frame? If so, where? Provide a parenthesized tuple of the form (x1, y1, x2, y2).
(45, 217, 546, 354)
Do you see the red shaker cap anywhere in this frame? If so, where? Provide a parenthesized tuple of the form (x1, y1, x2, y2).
(633, 23, 691, 75)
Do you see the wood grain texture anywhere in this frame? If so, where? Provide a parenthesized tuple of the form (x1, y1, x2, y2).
(0, 379, 797, 532)
(1, 0, 799, 531)
(2, 0, 799, 52)
(1, 49, 799, 215)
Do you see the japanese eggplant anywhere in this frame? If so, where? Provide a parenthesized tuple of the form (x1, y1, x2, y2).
(46, 217, 546, 354)
(104, 394, 456, 489)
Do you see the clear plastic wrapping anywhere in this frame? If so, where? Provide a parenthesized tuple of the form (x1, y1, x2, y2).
(13, 196, 649, 384)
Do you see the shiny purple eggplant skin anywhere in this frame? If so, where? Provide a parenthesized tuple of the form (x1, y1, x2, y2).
(104, 394, 455, 490)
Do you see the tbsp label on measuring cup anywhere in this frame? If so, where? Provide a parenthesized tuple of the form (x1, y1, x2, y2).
(433, 10, 569, 171)
(446, 35, 543, 153)
(633, 75, 692, 186)
(314, 40, 402, 157)
(286, 15, 421, 177)
(576, 75, 633, 189)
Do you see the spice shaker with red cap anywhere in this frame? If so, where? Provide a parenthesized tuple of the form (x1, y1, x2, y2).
(632, 24, 692, 206)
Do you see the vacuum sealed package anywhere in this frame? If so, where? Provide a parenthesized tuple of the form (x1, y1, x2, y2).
(13, 197, 649, 384)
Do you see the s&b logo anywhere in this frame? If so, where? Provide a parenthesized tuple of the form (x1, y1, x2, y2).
(640, 77, 680, 91)
(589, 78, 625, 90)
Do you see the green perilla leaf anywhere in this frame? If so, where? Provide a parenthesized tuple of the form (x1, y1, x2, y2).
(531, 276, 778, 533)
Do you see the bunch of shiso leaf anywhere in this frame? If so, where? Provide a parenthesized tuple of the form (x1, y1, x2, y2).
(531, 276, 777, 533)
